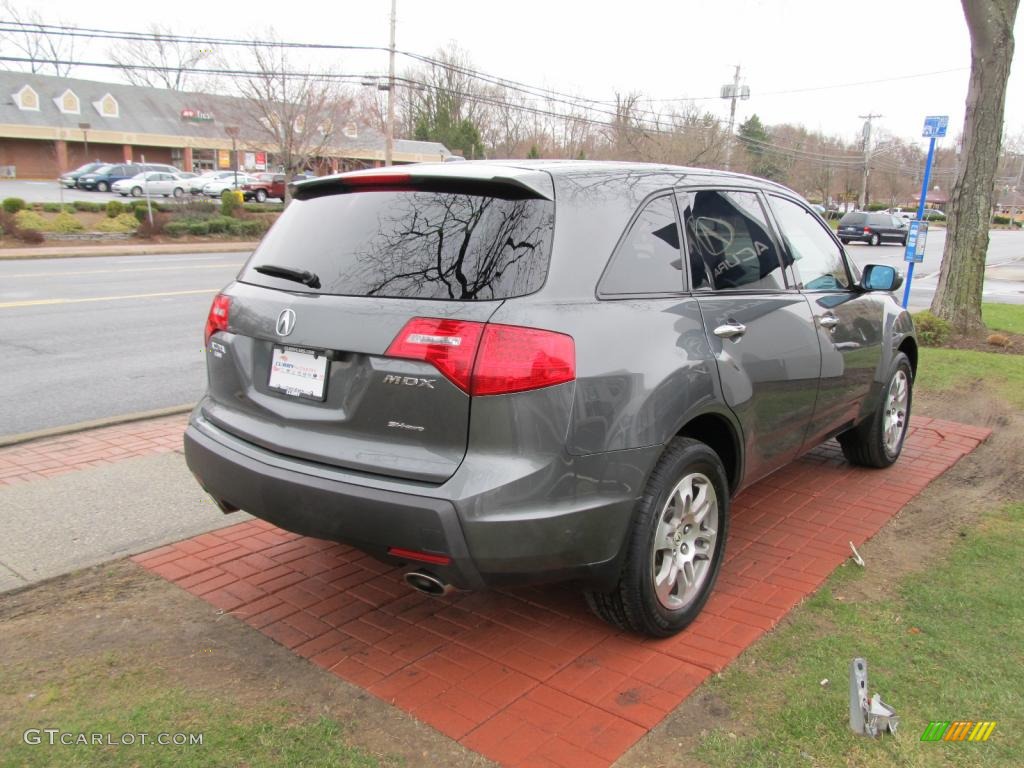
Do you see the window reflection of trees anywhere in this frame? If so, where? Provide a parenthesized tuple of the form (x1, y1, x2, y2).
(345, 193, 553, 301)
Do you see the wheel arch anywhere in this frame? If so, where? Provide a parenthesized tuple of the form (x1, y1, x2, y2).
(898, 335, 918, 377)
(673, 410, 743, 494)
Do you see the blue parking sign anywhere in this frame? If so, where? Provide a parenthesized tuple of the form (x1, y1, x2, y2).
(922, 116, 949, 138)
(904, 220, 929, 263)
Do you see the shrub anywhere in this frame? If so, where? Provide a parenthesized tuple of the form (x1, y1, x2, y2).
(13, 209, 47, 230)
(96, 213, 139, 233)
(865, 203, 889, 212)
(243, 202, 284, 213)
(71, 200, 103, 212)
(205, 216, 229, 234)
(2, 197, 26, 214)
(912, 310, 952, 347)
(42, 202, 71, 213)
(18, 228, 45, 244)
(136, 211, 170, 238)
(106, 200, 124, 218)
(237, 219, 268, 237)
(175, 198, 218, 220)
(187, 220, 210, 236)
(993, 214, 1010, 226)
(164, 220, 189, 238)
(47, 211, 85, 233)
(220, 189, 243, 217)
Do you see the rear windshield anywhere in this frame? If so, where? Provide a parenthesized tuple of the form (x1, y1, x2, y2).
(839, 212, 867, 226)
(240, 190, 555, 301)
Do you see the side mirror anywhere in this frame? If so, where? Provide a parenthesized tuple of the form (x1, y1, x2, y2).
(862, 264, 903, 292)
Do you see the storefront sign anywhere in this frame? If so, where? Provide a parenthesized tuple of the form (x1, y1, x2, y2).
(217, 150, 231, 169)
(181, 108, 214, 123)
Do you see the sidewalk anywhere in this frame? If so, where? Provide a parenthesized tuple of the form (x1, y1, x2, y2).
(0, 240, 260, 260)
(0, 414, 250, 592)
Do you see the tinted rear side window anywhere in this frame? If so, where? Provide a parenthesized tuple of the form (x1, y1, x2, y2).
(241, 191, 554, 301)
(600, 195, 683, 295)
(839, 212, 867, 226)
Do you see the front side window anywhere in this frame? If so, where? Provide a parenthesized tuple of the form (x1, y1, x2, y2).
(681, 190, 785, 291)
(769, 195, 851, 290)
(600, 195, 683, 295)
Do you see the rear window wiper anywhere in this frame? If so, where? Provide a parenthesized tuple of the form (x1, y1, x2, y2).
(254, 264, 321, 289)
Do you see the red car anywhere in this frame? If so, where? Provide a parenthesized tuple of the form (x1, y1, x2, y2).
(241, 173, 287, 203)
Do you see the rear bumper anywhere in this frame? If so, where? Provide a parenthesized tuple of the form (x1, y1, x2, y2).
(184, 412, 651, 591)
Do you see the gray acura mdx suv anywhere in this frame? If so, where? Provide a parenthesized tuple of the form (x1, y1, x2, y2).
(185, 161, 916, 637)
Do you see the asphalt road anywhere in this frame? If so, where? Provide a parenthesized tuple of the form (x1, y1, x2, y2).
(0, 252, 248, 437)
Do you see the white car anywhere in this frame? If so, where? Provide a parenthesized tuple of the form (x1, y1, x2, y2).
(203, 174, 259, 197)
(112, 172, 187, 198)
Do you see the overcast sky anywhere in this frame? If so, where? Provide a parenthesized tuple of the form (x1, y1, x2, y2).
(23, 0, 1024, 149)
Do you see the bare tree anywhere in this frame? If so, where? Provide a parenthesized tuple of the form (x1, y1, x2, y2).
(227, 33, 349, 198)
(109, 24, 213, 90)
(930, 0, 1020, 333)
(0, 1, 76, 76)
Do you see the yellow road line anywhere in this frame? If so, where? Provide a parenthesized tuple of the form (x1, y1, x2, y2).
(0, 288, 218, 309)
(6, 263, 240, 278)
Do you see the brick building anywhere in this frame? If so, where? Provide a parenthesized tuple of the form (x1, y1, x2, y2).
(0, 70, 450, 178)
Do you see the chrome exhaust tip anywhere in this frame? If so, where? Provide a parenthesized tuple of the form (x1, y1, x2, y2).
(404, 570, 453, 597)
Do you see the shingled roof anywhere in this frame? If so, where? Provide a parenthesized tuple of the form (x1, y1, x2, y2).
(0, 69, 450, 162)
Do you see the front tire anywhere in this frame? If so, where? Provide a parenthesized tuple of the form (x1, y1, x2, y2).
(131, 187, 142, 198)
(838, 352, 913, 468)
(255, 189, 268, 203)
(585, 438, 729, 637)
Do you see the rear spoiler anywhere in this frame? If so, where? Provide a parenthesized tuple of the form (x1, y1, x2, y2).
(291, 170, 554, 202)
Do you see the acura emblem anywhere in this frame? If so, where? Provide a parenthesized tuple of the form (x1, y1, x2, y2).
(276, 308, 296, 337)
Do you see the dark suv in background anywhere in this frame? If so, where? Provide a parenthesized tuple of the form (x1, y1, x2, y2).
(837, 211, 909, 246)
(186, 162, 916, 637)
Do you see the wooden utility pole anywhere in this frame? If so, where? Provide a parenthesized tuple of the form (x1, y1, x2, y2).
(858, 113, 882, 209)
(385, 0, 397, 167)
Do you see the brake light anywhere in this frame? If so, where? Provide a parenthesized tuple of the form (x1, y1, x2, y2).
(386, 318, 575, 396)
(343, 172, 412, 188)
(864, 227, 871, 234)
(204, 293, 231, 346)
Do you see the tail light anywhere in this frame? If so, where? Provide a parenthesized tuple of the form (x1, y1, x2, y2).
(386, 317, 575, 396)
(204, 293, 231, 346)
(863, 227, 871, 234)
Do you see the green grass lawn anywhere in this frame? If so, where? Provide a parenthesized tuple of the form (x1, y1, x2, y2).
(0, 656, 378, 768)
(696, 503, 1024, 768)
(918, 347, 1024, 409)
(982, 303, 1024, 335)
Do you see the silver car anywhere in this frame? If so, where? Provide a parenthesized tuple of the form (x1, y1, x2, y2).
(112, 171, 186, 198)
(185, 161, 917, 637)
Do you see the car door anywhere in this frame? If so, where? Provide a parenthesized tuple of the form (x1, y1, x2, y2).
(678, 188, 822, 486)
(765, 194, 885, 447)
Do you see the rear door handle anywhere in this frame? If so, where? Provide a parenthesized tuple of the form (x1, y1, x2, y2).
(713, 322, 747, 339)
(819, 314, 839, 330)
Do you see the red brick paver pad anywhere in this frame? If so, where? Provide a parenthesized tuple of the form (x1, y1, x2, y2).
(135, 417, 988, 768)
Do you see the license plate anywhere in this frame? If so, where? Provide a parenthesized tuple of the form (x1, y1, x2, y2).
(268, 346, 328, 401)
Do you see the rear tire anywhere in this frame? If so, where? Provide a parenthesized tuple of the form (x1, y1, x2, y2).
(585, 438, 729, 637)
(838, 352, 913, 468)
(96, 181, 110, 193)
(840, 238, 850, 245)
(869, 232, 881, 246)
(173, 187, 184, 198)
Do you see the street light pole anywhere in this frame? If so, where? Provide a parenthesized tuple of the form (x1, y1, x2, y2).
(385, 0, 396, 167)
(78, 122, 91, 160)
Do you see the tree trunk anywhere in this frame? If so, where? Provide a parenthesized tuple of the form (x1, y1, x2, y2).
(930, 0, 1019, 333)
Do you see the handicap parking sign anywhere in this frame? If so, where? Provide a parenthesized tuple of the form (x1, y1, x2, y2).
(922, 116, 949, 138)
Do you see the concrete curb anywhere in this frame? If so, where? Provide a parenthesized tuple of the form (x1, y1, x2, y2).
(0, 404, 195, 449)
(0, 242, 259, 261)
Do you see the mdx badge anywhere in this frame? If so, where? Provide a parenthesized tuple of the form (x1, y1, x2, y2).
(383, 374, 436, 389)
(276, 308, 296, 337)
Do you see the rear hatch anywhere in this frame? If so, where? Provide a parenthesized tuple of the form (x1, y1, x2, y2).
(838, 211, 868, 236)
(202, 168, 556, 484)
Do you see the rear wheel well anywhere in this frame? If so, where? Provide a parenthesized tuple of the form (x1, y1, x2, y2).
(899, 337, 918, 377)
(676, 413, 740, 493)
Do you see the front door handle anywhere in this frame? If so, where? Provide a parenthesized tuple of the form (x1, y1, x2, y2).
(714, 322, 747, 339)
(819, 314, 839, 330)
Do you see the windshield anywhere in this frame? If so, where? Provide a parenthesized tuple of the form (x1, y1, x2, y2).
(91, 165, 113, 175)
(240, 189, 554, 301)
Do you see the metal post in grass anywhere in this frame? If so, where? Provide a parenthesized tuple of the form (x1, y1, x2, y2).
(141, 153, 153, 227)
(903, 116, 948, 308)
